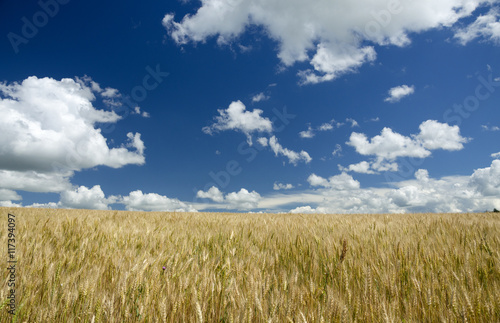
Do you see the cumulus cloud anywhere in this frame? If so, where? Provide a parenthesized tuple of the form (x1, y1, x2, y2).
(346, 120, 468, 171)
(0, 201, 23, 208)
(196, 186, 262, 210)
(0, 170, 73, 193)
(307, 173, 360, 190)
(0, 189, 21, 203)
(59, 185, 116, 210)
(225, 188, 261, 210)
(348, 128, 430, 160)
(196, 186, 224, 202)
(121, 190, 197, 212)
(269, 136, 312, 165)
(384, 85, 415, 103)
(0, 76, 146, 194)
(202, 100, 272, 145)
(290, 205, 329, 214)
(416, 120, 469, 150)
(469, 160, 500, 196)
(299, 126, 315, 138)
(273, 182, 294, 190)
(164, 0, 495, 84)
(285, 161, 500, 214)
(339, 161, 377, 174)
(455, 8, 500, 45)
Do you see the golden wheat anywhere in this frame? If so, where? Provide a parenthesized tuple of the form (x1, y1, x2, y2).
(0, 207, 499, 322)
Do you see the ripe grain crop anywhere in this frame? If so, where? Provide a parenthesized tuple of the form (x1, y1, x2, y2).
(0, 207, 499, 322)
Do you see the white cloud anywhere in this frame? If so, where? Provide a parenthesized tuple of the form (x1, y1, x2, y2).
(59, 185, 115, 210)
(318, 123, 334, 131)
(455, 8, 500, 45)
(196, 186, 224, 202)
(269, 136, 312, 165)
(416, 120, 469, 151)
(225, 188, 261, 210)
(0, 189, 21, 202)
(482, 125, 500, 131)
(257, 137, 269, 147)
(101, 87, 120, 98)
(0, 76, 145, 194)
(121, 190, 197, 212)
(332, 144, 343, 157)
(299, 126, 315, 138)
(133, 106, 150, 118)
(252, 92, 270, 103)
(0, 201, 22, 208)
(273, 182, 294, 190)
(26, 202, 59, 209)
(347, 121, 468, 167)
(340, 161, 377, 174)
(299, 120, 337, 138)
(195, 187, 262, 210)
(307, 173, 360, 190)
(0, 170, 73, 193)
(164, 0, 493, 84)
(492, 152, 500, 158)
(299, 45, 377, 84)
(290, 205, 329, 214)
(347, 128, 430, 160)
(384, 85, 415, 103)
(283, 163, 499, 214)
(469, 160, 500, 196)
(202, 100, 273, 145)
(346, 118, 359, 127)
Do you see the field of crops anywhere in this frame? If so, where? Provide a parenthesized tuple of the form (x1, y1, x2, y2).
(0, 207, 499, 322)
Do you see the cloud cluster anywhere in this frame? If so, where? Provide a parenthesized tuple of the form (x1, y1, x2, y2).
(455, 8, 500, 45)
(345, 120, 468, 173)
(268, 136, 312, 165)
(120, 190, 197, 212)
(197, 187, 261, 210)
(59, 185, 116, 210)
(290, 159, 500, 214)
(308, 173, 360, 190)
(299, 119, 343, 138)
(164, 0, 497, 84)
(202, 100, 272, 145)
(13, 185, 198, 212)
(203, 101, 312, 165)
(0, 76, 146, 195)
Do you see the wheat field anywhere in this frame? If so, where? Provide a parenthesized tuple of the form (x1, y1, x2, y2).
(0, 207, 499, 322)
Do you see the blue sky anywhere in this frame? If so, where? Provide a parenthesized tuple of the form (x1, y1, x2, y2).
(1, 0, 500, 213)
